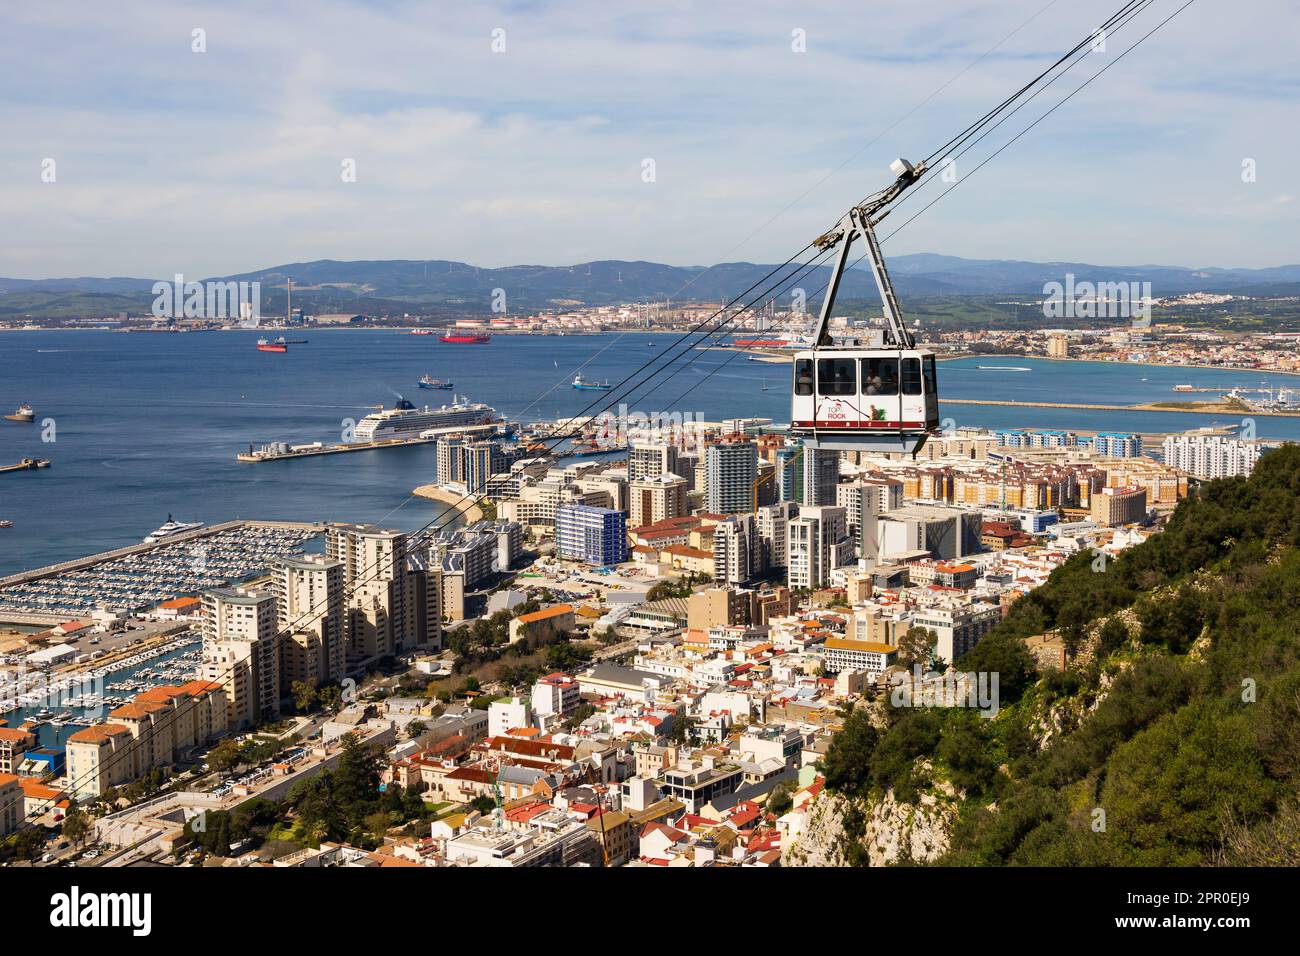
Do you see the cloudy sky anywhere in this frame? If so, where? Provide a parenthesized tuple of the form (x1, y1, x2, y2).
(1, 0, 1296, 279)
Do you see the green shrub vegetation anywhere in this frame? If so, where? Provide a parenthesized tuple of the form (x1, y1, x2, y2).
(822, 445, 1300, 865)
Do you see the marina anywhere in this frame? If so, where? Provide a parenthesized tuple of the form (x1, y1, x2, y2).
(0, 520, 319, 622)
(0, 633, 202, 749)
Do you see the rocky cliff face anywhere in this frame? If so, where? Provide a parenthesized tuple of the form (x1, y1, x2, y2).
(784, 768, 960, 867)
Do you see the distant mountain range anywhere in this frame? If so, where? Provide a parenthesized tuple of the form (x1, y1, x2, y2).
(3, 255, 1300, 318)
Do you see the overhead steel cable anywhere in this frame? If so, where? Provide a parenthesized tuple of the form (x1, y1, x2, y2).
(881, 0, 1196, 245)
(39, 0, 1197, 823)
(37, 247, 834, 814)
(882, 0, 1157, 222)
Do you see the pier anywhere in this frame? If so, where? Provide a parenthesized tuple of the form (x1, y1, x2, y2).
(237, 423, 503, 462)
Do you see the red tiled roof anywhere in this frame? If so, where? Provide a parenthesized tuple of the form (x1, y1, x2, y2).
(68, 724, 132, 744)
(515, 603, 575, 624)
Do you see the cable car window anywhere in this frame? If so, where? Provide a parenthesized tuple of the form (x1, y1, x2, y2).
(794, 359, 814, 396)
(861, 357, 899, 395)
(922, 355, 937, 395)
(901, 357, 922, 395)
(817, 358, 857, 396)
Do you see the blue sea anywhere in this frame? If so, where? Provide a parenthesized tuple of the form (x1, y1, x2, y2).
(1, 329, 1297, 577)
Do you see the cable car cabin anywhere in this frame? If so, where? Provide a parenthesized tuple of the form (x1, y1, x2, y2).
(790, 348, 939, 454)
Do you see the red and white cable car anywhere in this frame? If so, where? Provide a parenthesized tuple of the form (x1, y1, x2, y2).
(790, 159, 940, 455)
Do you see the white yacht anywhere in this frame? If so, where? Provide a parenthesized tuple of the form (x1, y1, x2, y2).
(144, 515, 204, 543)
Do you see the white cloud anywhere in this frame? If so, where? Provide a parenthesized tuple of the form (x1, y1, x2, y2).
(0, 0, 1296, 277)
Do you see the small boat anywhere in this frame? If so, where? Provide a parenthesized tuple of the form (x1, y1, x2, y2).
(409, 329, 436, 336)
(257, 336, 289, 352)
(3, 403, 35, 423)
(0, 520, 12, 528)
(0, 458, 51, 473)
(572, 373, 612, 391)
(418, 375, 454, 390)
(977, 365, 1031, 372)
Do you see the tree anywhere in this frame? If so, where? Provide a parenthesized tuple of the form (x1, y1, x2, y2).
(318, 683, 344, 712)
(406, 720, 427, 741)
(7, 826, 46, 862)
(364, 810, 393, 839)
(766, 781, 795, 817)
(62, 805, 92, 847)
(821, 709, 879, 794)
(207, 739, 242, 775)
(896, 626, 938, 670)
(291, 679, 320, 714)
(333, 734, 386, 811)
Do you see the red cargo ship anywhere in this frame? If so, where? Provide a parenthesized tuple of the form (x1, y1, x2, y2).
(257, 336, 289, 352)
(439, 333, 491, 343)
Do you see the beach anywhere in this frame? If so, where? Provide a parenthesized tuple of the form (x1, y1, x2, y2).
(414, 483, 484, 524)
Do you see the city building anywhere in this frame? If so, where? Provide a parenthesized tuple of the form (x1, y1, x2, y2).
(460, 440, 508, 494)
(875, 505, 982, 561)
(327, 523, 441, 661)
(910, 602, 1002, 665)
(532, 673, 581, 719)
(628, 442, 679, 482)
(200, 587, 281, 730)
(1162, 433, 1267, 479)
(274, 554, 345, 689)
(800, 446, 841, 506)
(509, 604, 577, 643)
(556, 503, 628, 566)
(821, 637, 897, 675)
(67, 681, 231, 798)
(1090, 485, 1148, 527)
(787, 506, 853, 589)
(629, 473, 689, 527)
(705, 440, 758, 514)
(1092, 432, 1142, 457)
(756, 501, 797, 570)
(436, 435, 463, 485)
(0, 773, 22, 837)
(713, 513, 762, 585)
(0, 728, 35, 775)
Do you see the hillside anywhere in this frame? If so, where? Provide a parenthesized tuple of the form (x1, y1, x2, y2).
(809, 445, 1300, 866)
(5, 254, 1300, 319)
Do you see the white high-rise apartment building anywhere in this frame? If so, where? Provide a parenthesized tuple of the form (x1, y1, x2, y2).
(628, 442, 679, 482)
(201, 588, 280, 730)
(756, 502, 798, 570)
(325, 523, 439, 663)
(1162, 434, 1265, 479)
(275, 555, 345, 688)
(713, 513, 762, 584)
(787, 506, 853, 590)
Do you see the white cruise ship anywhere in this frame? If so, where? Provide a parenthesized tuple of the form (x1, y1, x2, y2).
(354, 397, 500, 441)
